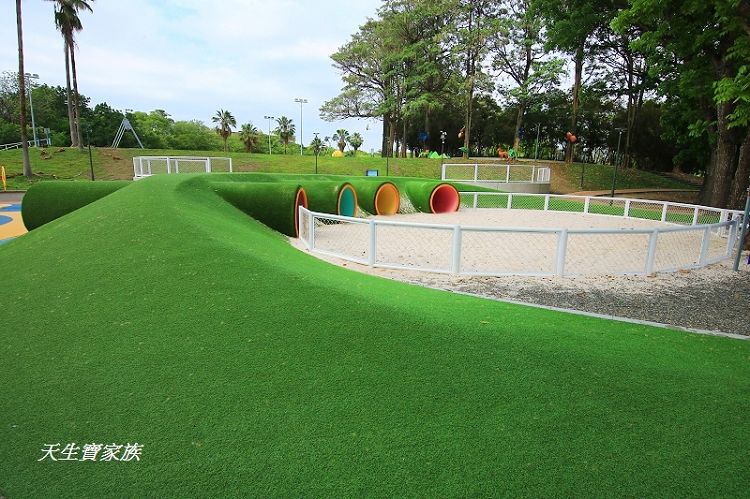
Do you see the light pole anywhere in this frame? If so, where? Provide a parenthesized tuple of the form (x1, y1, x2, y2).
(313, 132, 319, 174)
(25, 73, 39, 147)
(534, 123, 541, 162)
(294, 98, 307, 156)
(610, 128, 625, 200)
(264, 115, 274, 154)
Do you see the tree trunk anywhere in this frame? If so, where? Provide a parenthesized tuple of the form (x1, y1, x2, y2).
(381, 115, 390, 157)
(64, 40, 76, 147)
(69, 42, 84, 150)
(704, 101, 738, 208)
(401, 119, 407, 158)
(565, 45, 584, 164)
(729, 128, 750, 210)
(513, 101, 526, 151)
(16, 0, 31, 178)
(388, 120, 396, 157)
(463, 83, 474, 159)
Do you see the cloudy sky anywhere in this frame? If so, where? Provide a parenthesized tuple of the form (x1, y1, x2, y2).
(1, 0, 383, 150)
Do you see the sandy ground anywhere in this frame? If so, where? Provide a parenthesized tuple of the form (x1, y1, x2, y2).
(292, 209, 750, 337)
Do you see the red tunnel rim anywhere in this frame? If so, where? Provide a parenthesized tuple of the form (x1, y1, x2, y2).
(429, 184, 460, 213)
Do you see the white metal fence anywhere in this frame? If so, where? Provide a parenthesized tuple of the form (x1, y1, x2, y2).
(297, 192, 744, 277)
(1, 138, 52, 151)
(442, 163, 551, 184)
(133, 156, 233, 179)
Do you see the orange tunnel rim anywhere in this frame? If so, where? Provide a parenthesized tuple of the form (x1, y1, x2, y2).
(374, 182, 400, 215)
(294, 187, 308, 237)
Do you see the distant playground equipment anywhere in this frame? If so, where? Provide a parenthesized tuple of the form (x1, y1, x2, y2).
(133, 156, 233, 179)
(332, 150, 345, 158)
(1, 166, 6, 191)
(496, 146, 517, 161)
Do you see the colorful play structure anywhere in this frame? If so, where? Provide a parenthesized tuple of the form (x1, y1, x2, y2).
(20, 173, 461, 238)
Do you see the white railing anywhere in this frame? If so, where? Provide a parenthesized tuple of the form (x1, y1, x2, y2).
(297, 192, 745, 277)
(133, 156, 233, 179)
(1, 138, 52, 151)
(442, 163, 551, 184)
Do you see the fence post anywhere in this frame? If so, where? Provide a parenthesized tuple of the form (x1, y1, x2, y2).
(692, 207, 700, 225)
(507, 193, 513, 209)
(645, 229, 658, 274)
(661, 203, 668, 222)
(474, 163, 479, 181)
(452, 225, 462, 274)
(205, 158, 211, 173)
(228, 158, 233, 173)
(726, 218, 739, 257)
(584, 196, 590, 214)
(175, 159, 180, 174)
(543, 194, 550, 211)
(308, 212, 315, 249)
(699, 226, 711, 265)
(133, 158, 138, 178)
(624, 199, 631, 218)
(368, 219, 377, 266)
(505, 164, 510, 183)
(166, 157, 171, 174)
(555, 229, 568, 277)
(473, 192, 478, 209)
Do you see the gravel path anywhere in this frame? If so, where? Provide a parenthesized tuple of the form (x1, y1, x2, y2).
(292, 244, 750, 338)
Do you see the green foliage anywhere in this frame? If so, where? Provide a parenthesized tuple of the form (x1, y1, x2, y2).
(212, 109, 236, 152)
(332, 128, 349, 152)
(275, 116, 295, 154)
(349, 132, 363, 152)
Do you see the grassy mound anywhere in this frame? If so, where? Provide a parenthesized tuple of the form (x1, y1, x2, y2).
(1, 173, 748, 497)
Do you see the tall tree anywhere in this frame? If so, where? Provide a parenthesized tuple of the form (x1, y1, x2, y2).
(492, 0, 564, 151)
(274, 116, 295, 154)
(614, 0, 750, 208)
(212, 109, 236, 152)
(540, 0, 609, 164)
(332, 128, 350, 152)
(238, 123, 259, 153)
(16, 0, 31, 177)
(451, 0, 497, 158)
(49, 0, 94, 150)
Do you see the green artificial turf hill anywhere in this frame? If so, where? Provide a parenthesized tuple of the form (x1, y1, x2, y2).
(1, 174, 748, 497)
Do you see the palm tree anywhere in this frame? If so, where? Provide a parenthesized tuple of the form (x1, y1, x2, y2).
(275, 116, 295, 154)
(212, 109, 236, 152)
(49, 0, 93, 150)
(238, 123, 259, 153)
(16, 0, 31, 177)
(349, 132, 364, 154)
(332, 128, 350, 153)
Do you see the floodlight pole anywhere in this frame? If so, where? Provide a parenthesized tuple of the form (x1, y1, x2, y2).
(25, 73, 39, 147)
(313, 132, 319, 174)
(294, 98, 307, 156)
(440, 130, 447, 156)
(733, 187, 750, 271)
(264, 115, 274, 154)
(87, 126, 94, 181)
(534, 123, 540, 162)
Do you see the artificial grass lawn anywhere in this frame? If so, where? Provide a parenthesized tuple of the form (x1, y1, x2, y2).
(1, 174, 749, 497)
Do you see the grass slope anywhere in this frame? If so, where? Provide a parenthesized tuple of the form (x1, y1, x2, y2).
(0, 147, 699, 194)
(1, 174, 748, 497)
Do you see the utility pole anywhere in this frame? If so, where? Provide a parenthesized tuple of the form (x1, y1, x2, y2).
(534, 123, 540, 162)
(313, 132, 319, 174)
(610, 128, 625, 199)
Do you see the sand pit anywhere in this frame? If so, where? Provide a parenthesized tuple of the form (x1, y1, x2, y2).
(301, 209, 732, 277)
